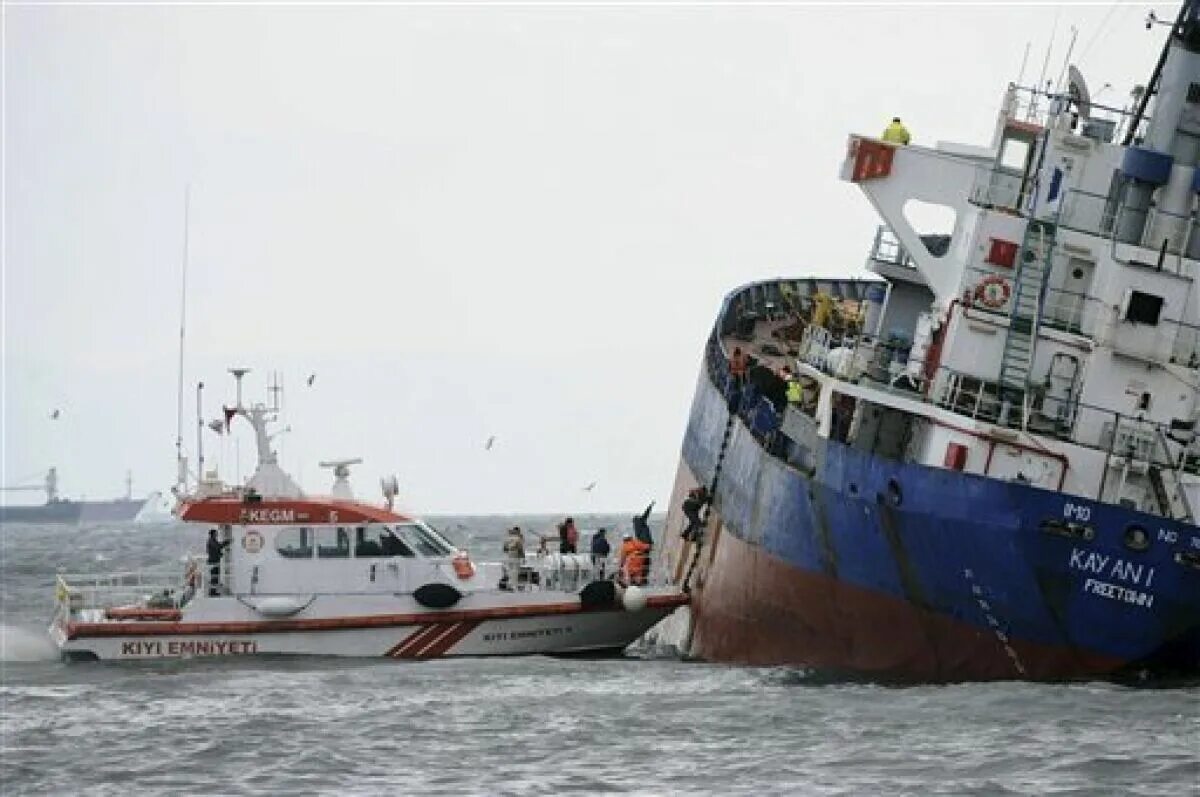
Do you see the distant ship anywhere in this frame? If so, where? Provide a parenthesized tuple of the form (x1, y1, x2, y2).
(0, 468, 151, 524)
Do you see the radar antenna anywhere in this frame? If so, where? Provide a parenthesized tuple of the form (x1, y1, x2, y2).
(320, 458, 363, 500)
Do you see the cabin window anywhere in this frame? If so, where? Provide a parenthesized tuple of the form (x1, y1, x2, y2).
(999, 137, 1031, 172)
(356, 525, 414, 558)
(395, 523, 455, 557)
(276, 527, 314, 559)
(1125, 291, 1163, 325)
(316, 526, 351, 559)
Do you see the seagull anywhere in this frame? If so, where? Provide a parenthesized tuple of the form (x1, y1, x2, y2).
(582, 481, 597, 492)
(207, 419, 226, 434)
(306, 373, 316, 387)
(50, 409, 60, 420)
(485, 435, 496, 451)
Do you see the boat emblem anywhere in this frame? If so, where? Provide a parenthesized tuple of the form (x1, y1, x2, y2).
(242, 530, 264, 554)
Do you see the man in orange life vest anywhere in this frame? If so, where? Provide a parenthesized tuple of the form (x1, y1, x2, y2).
(618, 530, 651, 586)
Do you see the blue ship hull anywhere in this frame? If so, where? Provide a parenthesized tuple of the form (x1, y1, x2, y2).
(666, 352, 1200, 681)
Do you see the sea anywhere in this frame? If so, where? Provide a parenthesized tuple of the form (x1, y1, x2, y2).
(1, 516, 1197, 796)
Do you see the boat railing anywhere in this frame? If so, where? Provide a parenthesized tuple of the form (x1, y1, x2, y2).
(500, 551, 673, 593)
(55, 556, 203, 615)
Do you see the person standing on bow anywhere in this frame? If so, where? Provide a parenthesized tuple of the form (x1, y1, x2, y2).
(206, 528, 231, 597)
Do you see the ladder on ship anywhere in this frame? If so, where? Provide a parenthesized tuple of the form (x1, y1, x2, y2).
(998, 218, 1057, 419)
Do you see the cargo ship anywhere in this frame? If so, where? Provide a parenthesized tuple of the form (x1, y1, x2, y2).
(657, 4, 1200, 680)
(1, 468, 151, 524)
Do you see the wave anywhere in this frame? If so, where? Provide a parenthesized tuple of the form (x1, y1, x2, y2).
(0, 624, 58, 662)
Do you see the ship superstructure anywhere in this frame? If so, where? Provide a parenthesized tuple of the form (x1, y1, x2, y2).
(657, 5, 1200, 680)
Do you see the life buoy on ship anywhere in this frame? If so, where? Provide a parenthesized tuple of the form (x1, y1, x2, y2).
(451, 552, 476, 580)
(974, 275, 1011, 309)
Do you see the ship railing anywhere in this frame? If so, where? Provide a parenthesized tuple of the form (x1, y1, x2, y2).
(930, 364, 1200, 470)
(968, 163, 1031, 213)
(1001, 83, 1140, 143)
(55, 556, 203, 615)
(867, 225, 916, 269)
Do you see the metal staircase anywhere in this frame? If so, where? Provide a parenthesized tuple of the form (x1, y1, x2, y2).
(998, 218, 1057, 393)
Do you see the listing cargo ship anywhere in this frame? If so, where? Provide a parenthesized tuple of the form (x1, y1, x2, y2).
(658, 4, 1200, 680)
(0, 468, 150, 524)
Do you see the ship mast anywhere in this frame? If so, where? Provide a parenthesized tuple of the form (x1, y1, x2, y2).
(174, 186, 190, 494)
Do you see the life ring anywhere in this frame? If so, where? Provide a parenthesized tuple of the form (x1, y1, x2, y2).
(242, 530, 264, 554)
(451, 551, 476, 580)
(974, 275, 1011, 309)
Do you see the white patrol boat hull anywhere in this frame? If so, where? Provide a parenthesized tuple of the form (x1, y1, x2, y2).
(50, 588, 688, 662)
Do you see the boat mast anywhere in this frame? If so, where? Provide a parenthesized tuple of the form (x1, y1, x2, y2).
(174, 186, 190, 494)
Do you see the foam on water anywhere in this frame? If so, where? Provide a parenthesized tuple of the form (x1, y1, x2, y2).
(0, 624, 58, 662)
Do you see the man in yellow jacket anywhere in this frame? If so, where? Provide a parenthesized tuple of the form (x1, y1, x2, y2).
(882, 117, 911, 145)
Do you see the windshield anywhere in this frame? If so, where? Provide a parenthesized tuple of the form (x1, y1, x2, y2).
(393, 522, 455, 557)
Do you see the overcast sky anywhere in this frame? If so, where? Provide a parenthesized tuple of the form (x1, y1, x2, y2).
(2, 1, 1166, 513)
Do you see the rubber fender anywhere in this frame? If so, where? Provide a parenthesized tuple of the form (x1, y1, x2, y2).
(414, 583, 462, 609)
(1121, 147, 1173, 186)
(579, 579, 617, 610)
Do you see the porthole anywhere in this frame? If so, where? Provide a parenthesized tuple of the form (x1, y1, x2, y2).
(1124, 524, 1151, 552)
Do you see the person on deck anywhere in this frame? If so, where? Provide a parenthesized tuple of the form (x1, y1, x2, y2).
(590, 528, 611, 575)
(502, 526, 526, 590)
(206, 528, 231, 597)
(729, 347, 749, 386)
(881, 117, 911, 145)
(558, 517, 579, 554)
(618, 531, 651, 586)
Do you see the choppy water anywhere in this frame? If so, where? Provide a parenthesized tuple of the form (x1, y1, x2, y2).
(2, 519, 1198, 795)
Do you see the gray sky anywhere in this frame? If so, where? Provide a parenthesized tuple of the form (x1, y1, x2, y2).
(2, 1, 1164, 513)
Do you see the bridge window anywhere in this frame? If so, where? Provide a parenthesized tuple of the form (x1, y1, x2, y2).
(276, 527, 313, 559)
(395, 523, 455, 557)
(356, 525, 414, 558)
(316, 526, 351, 559)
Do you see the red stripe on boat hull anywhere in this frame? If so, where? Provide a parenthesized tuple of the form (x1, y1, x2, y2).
(66, 593, 689, 640)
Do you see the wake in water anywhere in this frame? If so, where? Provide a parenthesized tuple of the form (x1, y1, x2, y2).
(0, 624, 58, 662)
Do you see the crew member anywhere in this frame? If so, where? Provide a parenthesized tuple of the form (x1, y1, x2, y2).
(681, 487, 710, 542)
(558, 517, 579, 554)
(591, 527, 611, 576)
(882, 117, 911, 145)
(729, 347, 748, 386)
(786, 373, 802, 405)
(502, 526, 525, 590)
(618, 531, 651, 586)
(206, 528, 231, 597)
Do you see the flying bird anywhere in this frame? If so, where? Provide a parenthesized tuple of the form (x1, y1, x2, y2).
(207, 419, 226, 434)
(485, 435, 496, 451)
(50, 409, 60, 420)
(582, 481, 597, 492)
(306, 373, 316, 387)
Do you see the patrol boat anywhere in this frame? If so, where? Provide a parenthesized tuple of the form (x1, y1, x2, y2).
(656, 4, 1200, 681)
(49, 371, 687, 662)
